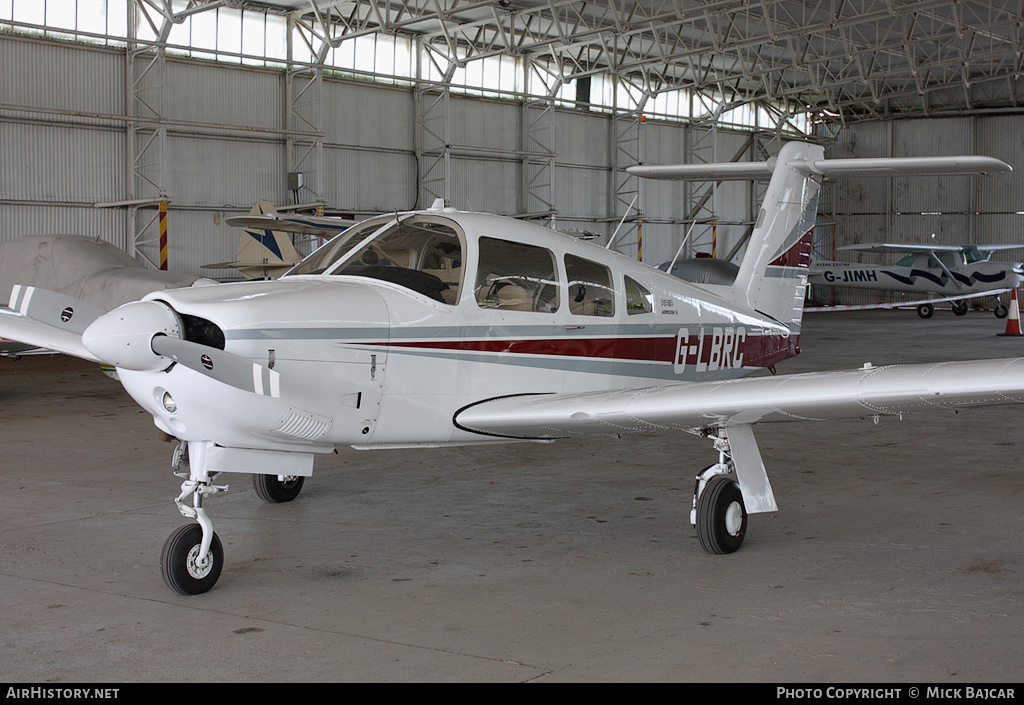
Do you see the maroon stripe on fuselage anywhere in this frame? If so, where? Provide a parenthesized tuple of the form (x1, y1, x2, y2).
(376, 332, 799, 369)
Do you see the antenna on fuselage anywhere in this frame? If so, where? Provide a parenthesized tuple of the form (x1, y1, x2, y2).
(666, 220, 700, 273)
(605, 194, 639, 250)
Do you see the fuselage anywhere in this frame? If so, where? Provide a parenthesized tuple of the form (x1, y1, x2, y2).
(809, 253, 1022, 294)
(116, 208, 798, 454)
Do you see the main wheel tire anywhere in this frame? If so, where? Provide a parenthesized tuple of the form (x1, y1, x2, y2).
(917, 303, 934, 319)
(253, 474, 304, 503)
(695, 476, 747, 554)
(995, 303, 1009, 319)
(161, 524, 223, 595)
(952, 301, 969, 316)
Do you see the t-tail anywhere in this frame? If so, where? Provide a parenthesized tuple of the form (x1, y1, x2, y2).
(234, 201, 303, 279)
(628, 141, 1011, 335)
(205, 201, 304, 280)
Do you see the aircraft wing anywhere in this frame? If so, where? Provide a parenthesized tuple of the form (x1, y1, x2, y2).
(0, 308, 101, 363)
(976, 244, 1024, 252)
(453, 358, 1024, 440)
(804, 289, 1011, 312)
(835, 242, 963, 254)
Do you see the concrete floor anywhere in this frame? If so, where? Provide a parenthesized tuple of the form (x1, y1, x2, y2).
(1, 309, 1023, 682)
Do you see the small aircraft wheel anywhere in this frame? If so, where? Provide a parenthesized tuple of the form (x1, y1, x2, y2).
(995, 303, 1009, 319)
(695, 475, 747, 554)
(952, 301, 969, 316)
(160, 524, 223, 595)
(252, 473, 305, 503)
(916, 303, 934, 319)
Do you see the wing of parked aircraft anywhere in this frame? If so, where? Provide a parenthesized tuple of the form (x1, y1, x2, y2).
(837, 242, 1024, 255)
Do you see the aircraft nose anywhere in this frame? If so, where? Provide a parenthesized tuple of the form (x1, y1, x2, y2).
(81, 300, 182, 371)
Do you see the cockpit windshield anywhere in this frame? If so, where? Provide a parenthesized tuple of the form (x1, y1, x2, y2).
(962, 246, 988, 263)
(286, 215, 464, 304)
(285, 215, 393, 277)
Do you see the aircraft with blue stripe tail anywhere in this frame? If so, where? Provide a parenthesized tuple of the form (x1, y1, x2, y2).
(204, 201, 354, 280)
(809, 241, 1024, 318)
(2, 141, 1022, 595)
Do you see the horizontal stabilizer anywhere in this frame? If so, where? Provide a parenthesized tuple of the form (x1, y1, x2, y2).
(454, 358, 1024, 440)
(628, 155, 1011, 182)
(627, 162, 774, 181)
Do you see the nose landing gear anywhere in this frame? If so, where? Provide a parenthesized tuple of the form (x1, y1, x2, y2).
(161, 441, 228, 596)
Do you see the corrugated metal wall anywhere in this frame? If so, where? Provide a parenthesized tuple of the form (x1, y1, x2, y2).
(7, 33, 1017, 288)
(1, 34, 769, 278)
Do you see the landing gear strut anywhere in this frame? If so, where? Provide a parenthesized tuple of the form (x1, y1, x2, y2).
(162, 441, 228, 595)
(691, 431, 748, 554)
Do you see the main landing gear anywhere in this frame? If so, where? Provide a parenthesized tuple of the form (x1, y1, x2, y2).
(161, 441, 307, 595)
(692, 432, 747, 553)
(918, 301, 1009, 319)
(691, 426, 776, 554)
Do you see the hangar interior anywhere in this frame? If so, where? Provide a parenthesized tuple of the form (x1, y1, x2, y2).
(3, 0, 1024, 684)
(3, 0, 1023, 307)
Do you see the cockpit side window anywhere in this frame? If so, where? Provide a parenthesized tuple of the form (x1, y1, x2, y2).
(624, 276, 653, 315)
(327, 216, 464, 304)
(475, 237, 560, 313)
(565, 254, 614, 317)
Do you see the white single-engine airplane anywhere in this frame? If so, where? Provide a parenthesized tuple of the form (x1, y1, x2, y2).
(809, 242, 1024, 318)
(2, 142, 1022, 596)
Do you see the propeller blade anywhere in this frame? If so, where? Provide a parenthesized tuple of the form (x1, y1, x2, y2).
(9, 285, 107, 335)
(151, 335, 281, 398)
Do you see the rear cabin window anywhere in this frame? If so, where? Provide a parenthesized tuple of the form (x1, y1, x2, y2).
(565, 254, 614, 317)
(475, 238, 560, 313)
(624, 276, 653, 315)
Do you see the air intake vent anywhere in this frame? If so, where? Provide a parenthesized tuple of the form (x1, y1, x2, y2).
(271, 407, 333, 441)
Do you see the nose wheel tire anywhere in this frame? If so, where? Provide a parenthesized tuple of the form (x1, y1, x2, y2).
(161, 523, 224, 595)
(995, 303, 1009, 319)
(695, 476, 748, 554)
(916, 303, 934, 319)
(252, 474, 305, 503)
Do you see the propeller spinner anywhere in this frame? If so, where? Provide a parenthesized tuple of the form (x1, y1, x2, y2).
(82, 300, 280, 397)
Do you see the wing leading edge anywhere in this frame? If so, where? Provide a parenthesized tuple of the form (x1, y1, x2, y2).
(454, 358, 1024, 440)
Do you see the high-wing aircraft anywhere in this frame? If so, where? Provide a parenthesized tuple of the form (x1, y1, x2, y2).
(809, 242, 1024, 318)
(2, 142, 1022, 596)
(205, 201, 354, 280)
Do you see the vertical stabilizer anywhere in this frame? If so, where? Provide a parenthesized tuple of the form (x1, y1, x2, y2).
(731, 141, 821, 331)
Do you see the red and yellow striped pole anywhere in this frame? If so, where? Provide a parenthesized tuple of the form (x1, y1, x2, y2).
(637, 215, 643, 262)
(159, 201, 168, 270)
